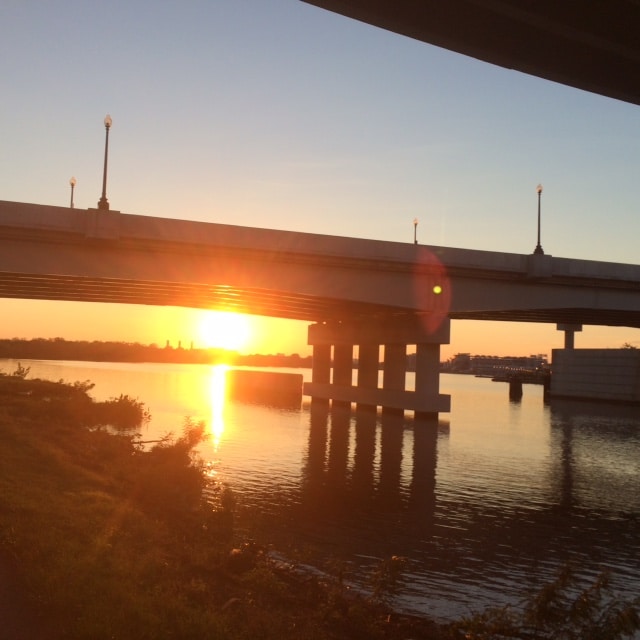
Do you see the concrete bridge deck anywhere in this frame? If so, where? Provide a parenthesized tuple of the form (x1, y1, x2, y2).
(0, 200, 639, 329)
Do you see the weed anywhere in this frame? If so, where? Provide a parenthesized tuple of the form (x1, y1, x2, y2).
(11, 362, 31, 379)
(370, 555, 408, 603)
(448, 563, 640, 639)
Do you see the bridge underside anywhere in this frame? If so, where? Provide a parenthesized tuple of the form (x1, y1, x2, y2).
(303, 0, 640, 106)
(451, 308, 640, 328)
(0, 271, 399, 321)
(1, 270, 639, 329)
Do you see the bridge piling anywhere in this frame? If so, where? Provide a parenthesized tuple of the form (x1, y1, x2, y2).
(304, 316, 451, 417)
(333, 343, 353, 409)
(557, 323, 583, 349)
(356, 344, 379, 412)
(310, 343, 331, 409)
(382, 344, 406, 417)
(415, 342, 443, 420)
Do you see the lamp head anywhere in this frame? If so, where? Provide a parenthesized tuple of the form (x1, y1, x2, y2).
(536, 184, 543, 195)
(104, 114, 112, 129)
(69, 176, 76, 187)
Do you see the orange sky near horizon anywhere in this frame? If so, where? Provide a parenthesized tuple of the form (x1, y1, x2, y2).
(1, 298, 638, 361)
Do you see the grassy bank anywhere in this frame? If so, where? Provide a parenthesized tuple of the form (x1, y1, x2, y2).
(0, 370, 440, 639)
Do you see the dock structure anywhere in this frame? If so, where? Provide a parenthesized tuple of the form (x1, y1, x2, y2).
(303, 316, 451, 419)
(227, 369, 303, 408)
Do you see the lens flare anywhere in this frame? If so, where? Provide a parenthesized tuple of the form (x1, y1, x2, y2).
(198, 311, 251, 351)
(412, 247, 452, 333)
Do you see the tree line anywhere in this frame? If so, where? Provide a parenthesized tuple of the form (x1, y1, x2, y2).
(0, 338, 312, 368)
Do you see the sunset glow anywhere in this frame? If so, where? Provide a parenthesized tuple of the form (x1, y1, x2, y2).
(208, 364, 228, 451)
(198, 311, 252, 351)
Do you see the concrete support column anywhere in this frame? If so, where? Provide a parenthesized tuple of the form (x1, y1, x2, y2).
(383, 344, 406, 416)
(557, 323, 583, 349)
(311, 343, 331, 408)
(414, 342, 441, 419)
(333, 343, 353, 409)
(312, 343, 331, 383)
(357, 344, 379, 412)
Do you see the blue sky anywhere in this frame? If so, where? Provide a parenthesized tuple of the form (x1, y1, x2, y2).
(1, 1, 639, 356)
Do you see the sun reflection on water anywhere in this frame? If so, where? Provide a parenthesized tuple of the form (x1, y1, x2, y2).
(208, 364, 228, 451)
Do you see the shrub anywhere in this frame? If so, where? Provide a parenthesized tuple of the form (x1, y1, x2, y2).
(129, 422, 208, 521)
(448, 564, 640, 639)
(94, 394, 151, 429)
(11, 362, 31, 379)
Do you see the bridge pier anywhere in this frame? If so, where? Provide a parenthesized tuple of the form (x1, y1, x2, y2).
(382, 343, 406, 417)
(304, 316, 451, 417)
(557, 323, 582, 349)
(333, 343, 353, 409)
(310, 343, 331, 409)
(356, 344, 379, 412)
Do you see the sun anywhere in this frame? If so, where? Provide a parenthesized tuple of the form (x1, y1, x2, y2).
(198, 311, 252, 351)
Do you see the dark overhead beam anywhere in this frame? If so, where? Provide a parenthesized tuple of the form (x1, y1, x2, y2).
(1, 271, 639, 329)
(301, 0, 640, 106)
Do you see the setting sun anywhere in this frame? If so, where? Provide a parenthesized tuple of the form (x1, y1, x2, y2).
(198, 311, 252, 351)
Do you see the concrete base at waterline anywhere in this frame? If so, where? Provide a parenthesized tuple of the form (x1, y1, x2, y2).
(550, 349, 640, 404)
(227, 369, 303, 407)
(303, 381, 450, 414)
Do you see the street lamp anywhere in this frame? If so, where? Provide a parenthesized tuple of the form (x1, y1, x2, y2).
(69, 176, 76, 208)
(413, 217, 418, 244)
(533, 183, 544, 255)
(97, 114, 112, 211)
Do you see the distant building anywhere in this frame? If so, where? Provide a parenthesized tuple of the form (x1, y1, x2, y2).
(443, 353, 548, 376)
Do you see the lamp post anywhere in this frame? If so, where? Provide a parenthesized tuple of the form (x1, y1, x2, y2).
(413, 217, 418, 244)
(69, 176, 76, 208)
(97, 114, 112, 211)
(533, 183, 544, 255)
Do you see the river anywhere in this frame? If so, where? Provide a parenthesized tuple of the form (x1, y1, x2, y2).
(3, 358, 639, 625)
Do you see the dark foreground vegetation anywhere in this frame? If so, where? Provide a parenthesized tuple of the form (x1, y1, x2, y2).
(0, 366, 638, 639)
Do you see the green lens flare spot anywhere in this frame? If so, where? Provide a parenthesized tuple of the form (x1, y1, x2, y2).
(433, 285, 443, 295)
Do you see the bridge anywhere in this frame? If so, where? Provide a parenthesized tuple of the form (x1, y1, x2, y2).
(1, 200, 639, 416)
(302, 0, 640, 107)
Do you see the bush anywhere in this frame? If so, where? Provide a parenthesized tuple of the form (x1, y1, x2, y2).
(0, 374, 150, 432)
(94, 394, 151, 429)
(448, 564, 640, 639)
(129, 422, 208, 521)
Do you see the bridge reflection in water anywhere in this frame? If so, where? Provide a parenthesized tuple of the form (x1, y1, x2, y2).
(281, 396, 640, 621)
(303, 406, 440, 519)
(299, 405, 443, 568)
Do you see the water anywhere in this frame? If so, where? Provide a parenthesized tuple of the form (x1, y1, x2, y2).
(4, 358, 640, 624)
